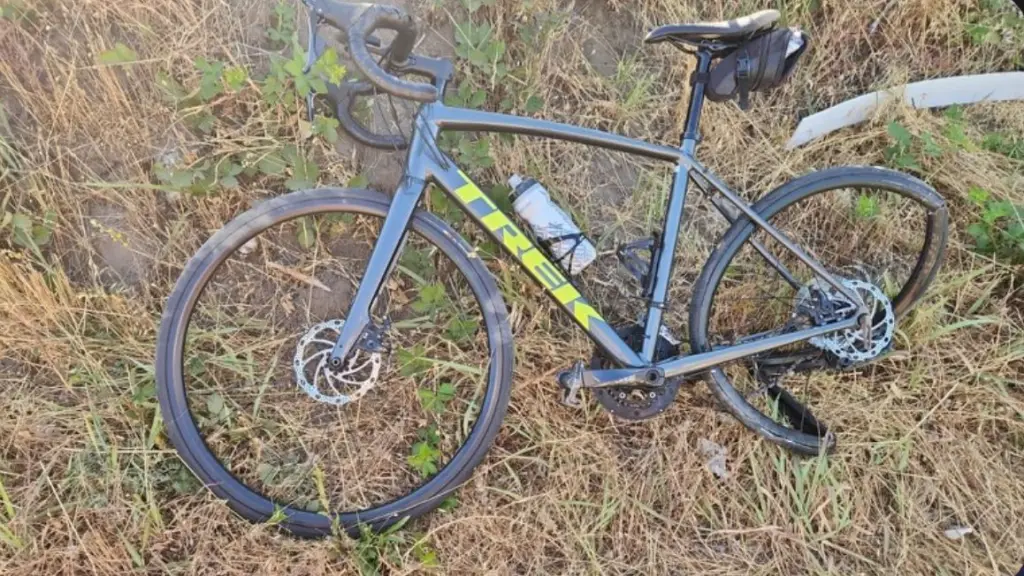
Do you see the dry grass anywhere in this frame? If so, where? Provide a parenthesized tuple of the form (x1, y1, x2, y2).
(2, 0, 1024, 574)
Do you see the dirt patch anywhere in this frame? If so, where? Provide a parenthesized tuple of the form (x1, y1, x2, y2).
(84, 201, 158, 289)
(587, 150, 640, 207)
(576, 0, 642, 77)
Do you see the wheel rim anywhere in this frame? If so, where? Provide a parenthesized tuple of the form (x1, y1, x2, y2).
(691, 172, 946, 450)
(157, 192, 511, 532)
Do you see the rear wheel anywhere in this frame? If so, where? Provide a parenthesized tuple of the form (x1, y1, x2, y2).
(156, 188, 513, 537)
(689, 167, 948, 454)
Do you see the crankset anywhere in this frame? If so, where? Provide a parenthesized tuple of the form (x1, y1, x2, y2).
(557, 324, 684, 421)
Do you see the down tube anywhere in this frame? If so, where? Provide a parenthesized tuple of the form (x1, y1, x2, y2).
(431, 165, 646, 369)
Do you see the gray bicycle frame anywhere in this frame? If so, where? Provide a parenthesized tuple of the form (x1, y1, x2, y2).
(328, 52, 865, 385)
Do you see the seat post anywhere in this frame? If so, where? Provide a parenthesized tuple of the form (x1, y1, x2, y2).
(680, 50, 713, 154)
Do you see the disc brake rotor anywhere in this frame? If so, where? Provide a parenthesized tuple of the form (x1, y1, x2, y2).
(796, 278, 895, 365)
(293, 319, 382, 406)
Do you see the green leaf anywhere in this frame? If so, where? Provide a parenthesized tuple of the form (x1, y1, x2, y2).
(407, 441, 440, 477)
(400, 247, 435, 279)
(920, 131, 943, 157)
(417, 389, 442, 413)
(10, 213, 31, 232)
(886, 121, 913, 148)
(417, 382, 456, 414)
(131, 380, 157, 406)
(469, 88, 487, 108)
(487, 183, 514, 214)
(468, 48, 488, 68)
(983, 200, 1014, 224)
(411, 283, 447, 314)
(258, 152, 287, 176)
(195, 57, 226, 102)
(524, 94, 544, 114)
(313, 116, 340, 144)
(397, 345, 431, 377)
(347, 174, 370, 188)
(437, 383, 456, 402)
(296, 217, 316, 249)
(967, 186, 990, 206)
(32, 224, 52, 247)
(206, 392, 225, 417)
(308, 77, 328, 95)
(966, 222, 991, 250)
(224, 66, 248, 91)
(854, 194, 880, 220)
(446, 315, 479, 342)
(312, 48, 346, 85)
(943, 122, 970, 149)
(285, 152, 319, 190)
(416, 548, 439, 567)
(429, 186, 463, 223)
(417, 423, 441, 446)
(965, 22, 991, 45)
(284, 55, 305, 78)
(293, 75, 311, 98)
(944, 105, 964, 123)
(97, 43, 138, 65)
(155, 71, 189, 104)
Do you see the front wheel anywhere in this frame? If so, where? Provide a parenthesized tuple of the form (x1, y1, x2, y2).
(689, 167, 948, 454)
(156, 188, 513, 537)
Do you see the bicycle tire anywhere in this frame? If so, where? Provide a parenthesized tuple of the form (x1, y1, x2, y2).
(689, 166, 948, 454)
(156, 188, 513, 537)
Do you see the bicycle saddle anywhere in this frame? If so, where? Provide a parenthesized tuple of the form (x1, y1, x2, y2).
(644, 10, 780, 44)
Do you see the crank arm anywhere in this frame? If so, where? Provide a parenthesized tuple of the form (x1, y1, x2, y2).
(578, 366, 664, 389)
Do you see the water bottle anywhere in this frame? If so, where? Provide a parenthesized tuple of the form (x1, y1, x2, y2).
(508, 174, 596, 276)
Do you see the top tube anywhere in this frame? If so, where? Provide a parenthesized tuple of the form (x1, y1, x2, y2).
(425, 105, 684, 163)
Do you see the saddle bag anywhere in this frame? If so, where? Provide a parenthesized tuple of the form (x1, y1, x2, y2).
(707, 27, 808, 109)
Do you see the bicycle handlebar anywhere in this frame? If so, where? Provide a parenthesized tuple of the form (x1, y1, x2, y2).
(326, 80, 409, 149)
(310, 1, 439, 102)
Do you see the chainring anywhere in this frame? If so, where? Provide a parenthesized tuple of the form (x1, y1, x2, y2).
(590, 324, 683, 421)
(293, 319, 383, 406)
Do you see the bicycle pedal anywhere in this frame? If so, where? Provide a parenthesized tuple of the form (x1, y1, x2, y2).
(557, 361, 585, 408)
(616, 237, 656, 285)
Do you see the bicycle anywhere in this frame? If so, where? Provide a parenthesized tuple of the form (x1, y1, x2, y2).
(155, 2, 949, 537)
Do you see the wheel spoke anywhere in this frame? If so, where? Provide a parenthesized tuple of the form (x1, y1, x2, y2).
(163, 191, 510, 534)
(691, 171, 948, 453)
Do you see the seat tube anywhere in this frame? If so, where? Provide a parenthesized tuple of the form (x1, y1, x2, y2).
(639, 165, 690, 361)
(639, 50, 712, 362)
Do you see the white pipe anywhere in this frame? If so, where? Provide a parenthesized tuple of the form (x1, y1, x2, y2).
(785, 72, 1024, 149)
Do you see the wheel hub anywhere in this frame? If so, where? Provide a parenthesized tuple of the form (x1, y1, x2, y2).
(795, 277, 895, 366)
(294, 319, 382, 406)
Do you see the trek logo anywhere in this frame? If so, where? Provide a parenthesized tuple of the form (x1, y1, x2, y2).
(452, 173, 605, 330)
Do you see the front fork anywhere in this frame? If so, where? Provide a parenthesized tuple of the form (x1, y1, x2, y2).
(327, 177, 425, 366)
(328, 121, 435, 367)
